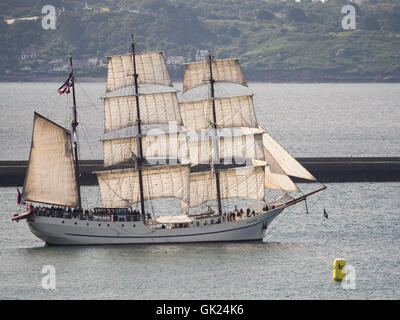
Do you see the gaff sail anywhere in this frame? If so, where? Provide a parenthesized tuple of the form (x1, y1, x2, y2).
(22, 112, 79, 207)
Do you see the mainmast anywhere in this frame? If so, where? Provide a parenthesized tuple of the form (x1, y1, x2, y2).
(96, 44, 189, 210)
(131, 37, 146, 221)
(68, 54, 82, 210)
(208, 52, 223, 216)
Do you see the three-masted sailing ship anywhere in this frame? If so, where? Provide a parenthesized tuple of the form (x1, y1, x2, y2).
(12, 39, 326, 245)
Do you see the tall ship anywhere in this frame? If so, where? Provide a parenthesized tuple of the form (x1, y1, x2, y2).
(12, 39, 326, 245)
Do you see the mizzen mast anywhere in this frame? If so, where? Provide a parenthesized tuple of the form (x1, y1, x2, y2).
(68, 54, 82, 210)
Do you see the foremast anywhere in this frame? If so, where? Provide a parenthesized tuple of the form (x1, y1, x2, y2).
(180, 53, 323, 213)
(180, 53, 265, 213)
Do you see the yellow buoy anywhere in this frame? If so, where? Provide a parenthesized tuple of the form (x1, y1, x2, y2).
(333, 258, 346, 281)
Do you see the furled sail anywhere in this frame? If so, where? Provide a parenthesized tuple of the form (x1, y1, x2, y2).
(102, 132, 190, 167)
(104, 92, 182, 133)
(182, 59, 247, 93)
(106, 52, 172, 92)
(179, 95, 258, 131)
(22, 113, 78, 207)
(96, 165, 190, 208)
(187, 128, 264, 166)
(182, 166, 265, 210)
(261, 128, 316, 181)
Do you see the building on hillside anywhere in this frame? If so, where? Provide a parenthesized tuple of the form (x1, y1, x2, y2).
(195, 49, 209, 62)
(75, 1, 89, 10)
(21, 50, 37, 61)
(49, 59, 69, 72)
(166, 56, 185, 65)
(56, 7, 66, 16)
(73, 57, 99, 69)
(348, 0, 364, 4)
(21, 66, 33, 72)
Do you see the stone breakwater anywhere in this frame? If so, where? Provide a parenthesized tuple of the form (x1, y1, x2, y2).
(1, 157, 400, 186)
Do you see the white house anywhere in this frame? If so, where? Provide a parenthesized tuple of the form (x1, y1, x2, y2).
(49, 59, 68, 72)
(21, 50, 37, 60)
(195, 49, 209, 62)
(21, 66, 33, 72)
(166, 56, 185, 65)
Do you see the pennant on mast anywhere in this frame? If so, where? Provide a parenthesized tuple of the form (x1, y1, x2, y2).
(57, 72, 73, 94)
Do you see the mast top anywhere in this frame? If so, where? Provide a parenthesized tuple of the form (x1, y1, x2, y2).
(131, 35, 136, 52)
(207, 50, 214, 61)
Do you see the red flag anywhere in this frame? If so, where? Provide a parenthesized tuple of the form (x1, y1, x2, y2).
(17, 188, 21, 205)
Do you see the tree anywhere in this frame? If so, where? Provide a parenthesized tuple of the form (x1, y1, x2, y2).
(287, 7, 307, 23)
(361, 15, 380, 31)
(307, 13, 323, 24)
(384, 13, 400, 32)
(256, 9, 275, 22)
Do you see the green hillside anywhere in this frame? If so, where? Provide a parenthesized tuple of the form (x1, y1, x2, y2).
(1, 0, 400, 81)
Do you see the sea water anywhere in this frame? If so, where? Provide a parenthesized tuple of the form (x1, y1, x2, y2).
(0, 82, 399, 299)
(0, 82, 399, 160)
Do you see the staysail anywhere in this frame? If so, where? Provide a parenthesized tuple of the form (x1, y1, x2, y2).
(263, 146, 299, 192)
(261, 127, 316, 181)
(22, 113, 79, 207)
